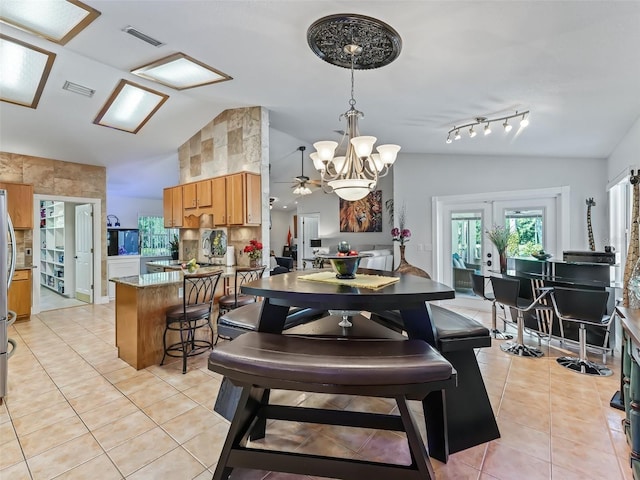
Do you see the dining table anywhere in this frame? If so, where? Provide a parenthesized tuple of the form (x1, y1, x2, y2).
(212, 268, 491, 462)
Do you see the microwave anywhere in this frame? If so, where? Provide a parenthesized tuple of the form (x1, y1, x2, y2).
(107, 229, 140, 256)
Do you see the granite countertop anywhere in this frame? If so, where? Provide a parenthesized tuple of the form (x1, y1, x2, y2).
(111, 265, 237, 288)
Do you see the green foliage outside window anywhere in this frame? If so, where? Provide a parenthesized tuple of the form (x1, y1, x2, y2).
(138, 216, 178, 257)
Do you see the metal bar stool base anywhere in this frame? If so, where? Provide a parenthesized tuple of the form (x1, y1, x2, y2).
(490, 329, 513, 340)
(556, 356, 613, 376)
(500, 342, 543, 358)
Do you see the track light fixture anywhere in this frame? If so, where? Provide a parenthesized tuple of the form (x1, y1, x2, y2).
(447, 110, 530, 144)
(106, 215, 120, 227)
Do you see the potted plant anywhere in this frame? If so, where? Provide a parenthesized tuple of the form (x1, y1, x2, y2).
(169, 234, 179, 260)
(485, 225, 515, 273)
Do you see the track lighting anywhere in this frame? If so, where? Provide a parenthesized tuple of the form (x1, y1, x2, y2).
(106, 215, 120, 227)
(446, 110, 529, 144)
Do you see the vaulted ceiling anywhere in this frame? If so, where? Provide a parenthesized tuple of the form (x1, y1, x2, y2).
(1, 1, 639, 206)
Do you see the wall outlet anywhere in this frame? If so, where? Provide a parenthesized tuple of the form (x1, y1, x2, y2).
(178, 287, 183, 298)
(25, 248, 32, 256)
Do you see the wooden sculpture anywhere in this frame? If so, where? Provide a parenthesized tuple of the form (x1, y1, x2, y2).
(623, 171, 640, 307)
(586, 198, 596, 252)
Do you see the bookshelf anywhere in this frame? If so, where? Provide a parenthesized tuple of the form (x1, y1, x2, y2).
(39, 201, 74, 297)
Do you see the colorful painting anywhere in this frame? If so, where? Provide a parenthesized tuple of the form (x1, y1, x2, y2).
(339, 190, 383, 233)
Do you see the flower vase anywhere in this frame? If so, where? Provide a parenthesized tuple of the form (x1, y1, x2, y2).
(499, 251, 508, 274)
(250, 258, 261, 268)
(395, 245, 430, 278)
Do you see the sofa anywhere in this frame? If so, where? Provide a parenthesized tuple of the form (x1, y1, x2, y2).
(316, 242, 394, 271)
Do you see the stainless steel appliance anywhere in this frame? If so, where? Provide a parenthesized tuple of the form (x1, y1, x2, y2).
(1, 189, 17, 404)
(563, 250, 616, 265)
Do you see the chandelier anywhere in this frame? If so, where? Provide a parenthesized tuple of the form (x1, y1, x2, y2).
(307, 14, 402, 201)
(446, 110, 530, 144)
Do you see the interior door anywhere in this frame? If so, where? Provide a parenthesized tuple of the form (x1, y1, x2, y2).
(75, 204, 93, 303)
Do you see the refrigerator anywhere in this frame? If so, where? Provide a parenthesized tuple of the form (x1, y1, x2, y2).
(1, 189, 17, 404)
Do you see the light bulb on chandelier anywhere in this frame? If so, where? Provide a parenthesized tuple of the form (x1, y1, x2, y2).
(307, 14, 402, 201)
(446, 111, 530, 144)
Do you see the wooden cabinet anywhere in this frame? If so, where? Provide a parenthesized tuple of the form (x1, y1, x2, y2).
(183, 180, 212, 212)
(0, 182, 33, 229)
(163, 186, 183, 228)
(212, 176, 227, 225)
(226, 173, 261, 226)
(9, 268, 31, 320)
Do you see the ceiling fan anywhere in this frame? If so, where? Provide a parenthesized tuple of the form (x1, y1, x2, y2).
(290, 146, 321, 195)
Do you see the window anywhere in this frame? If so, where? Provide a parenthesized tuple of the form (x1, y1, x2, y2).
(504, 209, 544, 256)
(451, 212, 482, 265)
(138, 216, 177, 257)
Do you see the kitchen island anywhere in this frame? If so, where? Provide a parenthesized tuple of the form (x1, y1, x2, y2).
(110, 267, 235, 369)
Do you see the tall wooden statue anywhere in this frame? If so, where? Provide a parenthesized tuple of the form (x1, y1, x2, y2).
(586, 198, 596, 251)
(623, 171, 640, 307)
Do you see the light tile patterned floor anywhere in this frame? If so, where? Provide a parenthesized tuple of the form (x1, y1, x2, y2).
(0, 296, 630, 479)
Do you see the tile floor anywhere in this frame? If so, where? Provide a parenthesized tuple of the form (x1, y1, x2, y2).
(39, 286, 87, 312)
(0, 296, 630, 480)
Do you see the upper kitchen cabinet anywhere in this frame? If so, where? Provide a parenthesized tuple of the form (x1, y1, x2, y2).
(163, 186, 183, 228)
(183, 180, 212, 213)
(211, 176, 226, 226)
(227, 172, 261, 226)
(0, 182, 33, 229)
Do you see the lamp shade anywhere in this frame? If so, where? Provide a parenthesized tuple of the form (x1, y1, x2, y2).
(328, 178, 374, 201)
(350, 136, 376, 158)
(313, 141, 338, 161)
(376, 144, 400, 165)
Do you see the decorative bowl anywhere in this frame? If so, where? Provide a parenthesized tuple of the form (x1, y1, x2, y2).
(319, 254, 372, 279)
(531, 252, 552, 261)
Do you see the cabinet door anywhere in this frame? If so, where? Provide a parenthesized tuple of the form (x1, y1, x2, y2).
(0, 182, 34, 229)
(163, 188, 173, 227)
(226, 174, 244, 225)
(8, 269, 31, 319)
(245, 173, 261, 225)
(212, 177, 226, 225)
(171, 186, 183, 227)
(183, 183, 197, 211)
(197, 180, 212, 208)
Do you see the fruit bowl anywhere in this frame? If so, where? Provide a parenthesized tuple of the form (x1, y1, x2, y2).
(531, 252, 552, 261)
(319, 254, 372, 279)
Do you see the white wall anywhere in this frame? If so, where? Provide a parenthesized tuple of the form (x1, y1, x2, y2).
(394, 153, 608, 276)
(106, 195, 164, 229)
(270, 209, 295, 257)
(607, 114, 640, 182)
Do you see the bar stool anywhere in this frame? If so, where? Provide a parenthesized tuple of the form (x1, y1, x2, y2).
(490, 276, 553, 357)
(550, 287, 613, 376)
(161, 269, 223, 373)
(471, 272, 512, 340)
(216, 266, 266, 342)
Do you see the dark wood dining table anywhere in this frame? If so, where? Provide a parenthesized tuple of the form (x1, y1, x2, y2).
(212, 268, 493, 462)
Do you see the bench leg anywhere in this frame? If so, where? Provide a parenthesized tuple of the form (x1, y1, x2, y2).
(213, 385, 266, 480)
(396, 395, 436, 479)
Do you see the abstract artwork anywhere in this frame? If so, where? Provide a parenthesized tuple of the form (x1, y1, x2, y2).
(339, 190, 383, 233)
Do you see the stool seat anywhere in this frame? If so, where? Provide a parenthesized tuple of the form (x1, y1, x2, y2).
(218, 294, 256, 308)
(209, 332, 454, 389)
(166, 303, 211, 320)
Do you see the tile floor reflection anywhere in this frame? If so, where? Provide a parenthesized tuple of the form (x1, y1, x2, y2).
(0, 296, 630, 479)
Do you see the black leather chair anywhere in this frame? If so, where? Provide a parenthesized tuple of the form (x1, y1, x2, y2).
(490, 276, 553, 357)
(271, 256, 293, 275)
(550, 287, 613, 376)
(471, 272, 512, 340)
(161, 269, 223, 373)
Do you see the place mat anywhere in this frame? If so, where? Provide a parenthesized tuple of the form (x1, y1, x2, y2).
(299, 271, 400, 289)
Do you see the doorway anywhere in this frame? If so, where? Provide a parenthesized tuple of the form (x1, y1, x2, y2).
(434, 187, 569, 287)
(33, 194, 102, 313)
(298, 213, 319, 268)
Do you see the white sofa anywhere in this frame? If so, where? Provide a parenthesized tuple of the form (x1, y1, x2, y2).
(316, 242, 394, 272)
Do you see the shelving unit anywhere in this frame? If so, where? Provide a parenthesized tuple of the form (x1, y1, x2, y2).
(39, 201, 73, 297)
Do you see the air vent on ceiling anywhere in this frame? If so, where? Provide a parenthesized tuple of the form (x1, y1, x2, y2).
(122, 26, 164, 47)
(62, 81, 95, 97)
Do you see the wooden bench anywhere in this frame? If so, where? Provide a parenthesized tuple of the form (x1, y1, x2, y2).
(208, 331, 456, 480)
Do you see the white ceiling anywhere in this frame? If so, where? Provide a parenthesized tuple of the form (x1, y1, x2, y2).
(1, 1, 639, 208)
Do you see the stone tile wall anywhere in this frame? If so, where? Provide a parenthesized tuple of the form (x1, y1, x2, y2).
(0, 152, 108, 297)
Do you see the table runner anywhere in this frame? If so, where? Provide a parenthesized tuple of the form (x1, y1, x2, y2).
(299, 271, 400, 289)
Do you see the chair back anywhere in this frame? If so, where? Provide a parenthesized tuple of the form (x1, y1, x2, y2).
(182, 269, 223, 316)
(490, 276, 520, 308)
(471, 273, 487, 299)
(551, 287, 609, 325)
(233, 266, 266, 306)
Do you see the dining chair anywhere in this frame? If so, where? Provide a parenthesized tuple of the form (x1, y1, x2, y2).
(471, 272, 512, 340)
(161, 269, 223, 373)
(550, 287, 613, 376)
(490, 275, 553, 357)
